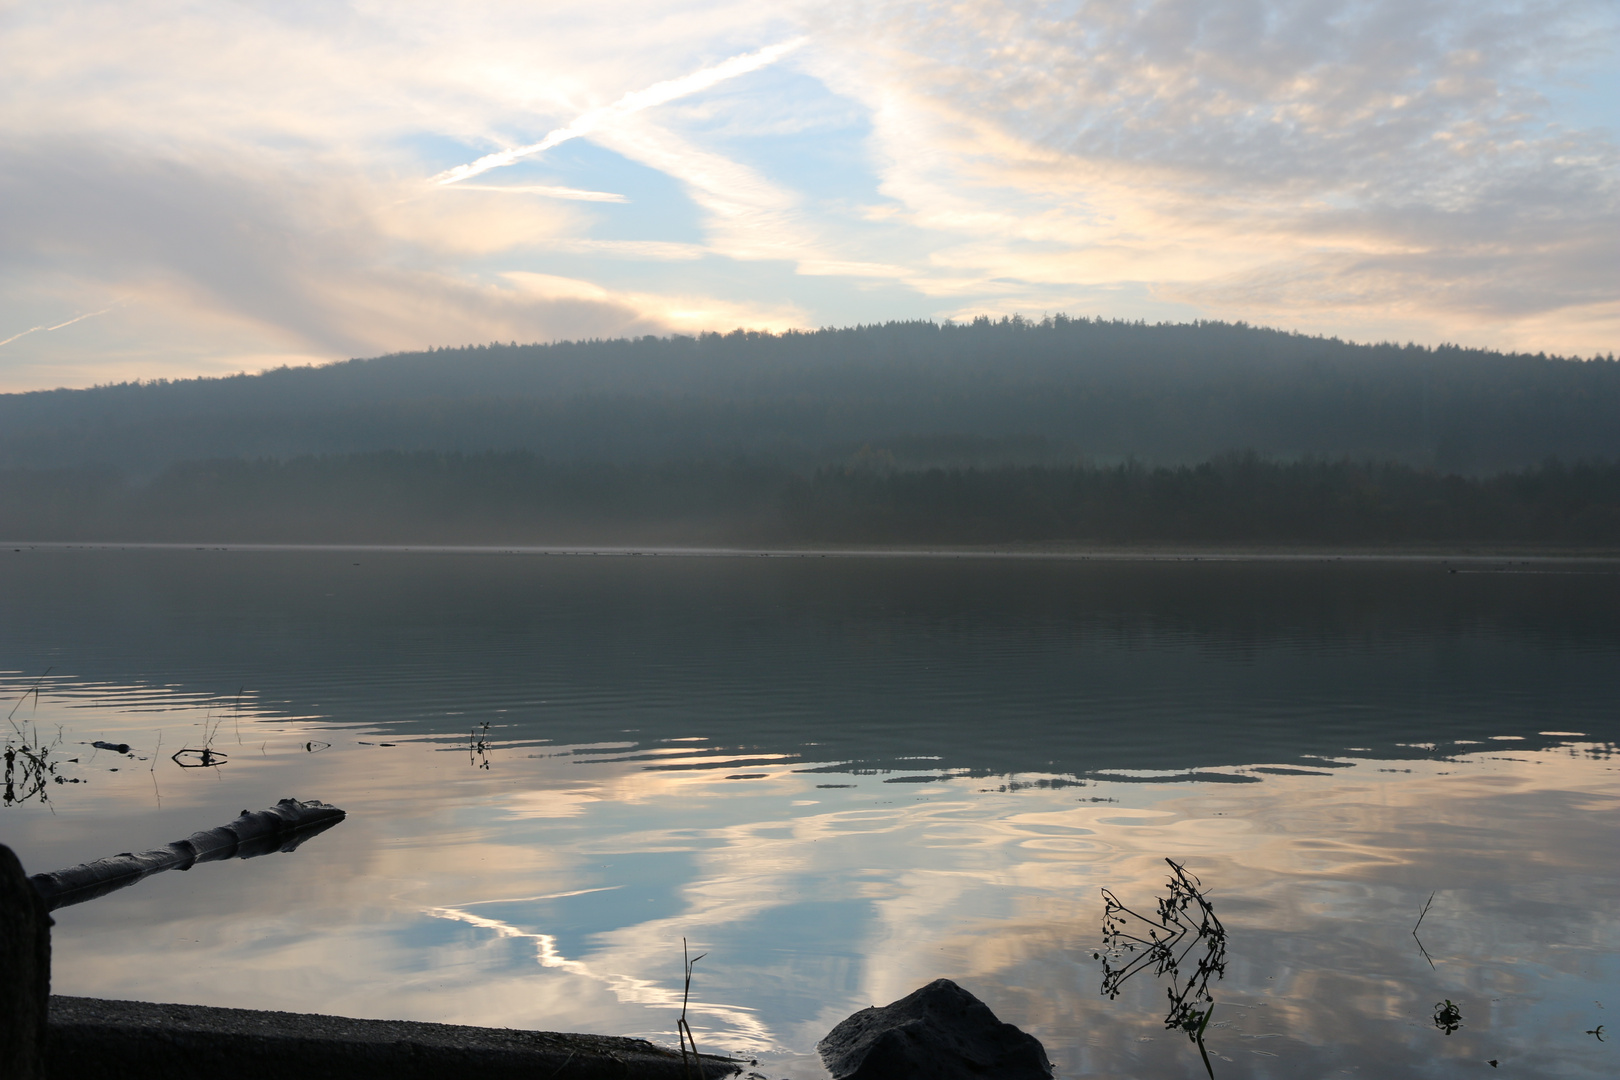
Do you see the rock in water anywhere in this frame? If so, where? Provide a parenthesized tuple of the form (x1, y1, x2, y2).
(1, 844, 53, 1080)
(818, 979, 1051, 1080)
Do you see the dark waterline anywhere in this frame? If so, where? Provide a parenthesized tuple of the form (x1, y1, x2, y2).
(3, 546, 1617, 777)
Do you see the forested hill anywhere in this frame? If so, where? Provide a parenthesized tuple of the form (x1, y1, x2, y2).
(3, 316, 1618, 475)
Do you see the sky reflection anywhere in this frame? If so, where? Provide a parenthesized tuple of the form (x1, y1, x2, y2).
(3, 676, 1615, 1079)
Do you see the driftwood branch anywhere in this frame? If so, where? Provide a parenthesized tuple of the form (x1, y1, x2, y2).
(28, 798, 345, 912)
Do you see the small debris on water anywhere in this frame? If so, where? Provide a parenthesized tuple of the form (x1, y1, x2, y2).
(172, 747, 227, 768)
(1433, 1000, 1463, 1035)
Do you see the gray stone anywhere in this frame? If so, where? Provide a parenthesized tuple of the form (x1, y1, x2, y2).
(818, 979, 1051, 1080)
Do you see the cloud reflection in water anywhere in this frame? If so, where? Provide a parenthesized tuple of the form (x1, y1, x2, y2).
(2, 680, 1612, 1078)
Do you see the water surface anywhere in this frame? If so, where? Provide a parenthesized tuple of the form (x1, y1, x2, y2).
(2, 547, 1616, 1078)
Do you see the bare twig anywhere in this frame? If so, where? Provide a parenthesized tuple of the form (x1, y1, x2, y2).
(7, 666, 53, 724)
(150, 731, 163, 807)
(173, 696, 231, 768)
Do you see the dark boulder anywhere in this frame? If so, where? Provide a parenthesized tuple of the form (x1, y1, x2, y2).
(1, 843, 53, 1080)
(818, 978, 1051, 1080)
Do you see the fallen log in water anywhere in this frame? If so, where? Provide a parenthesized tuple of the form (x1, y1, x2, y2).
(28, 798, 345, 912)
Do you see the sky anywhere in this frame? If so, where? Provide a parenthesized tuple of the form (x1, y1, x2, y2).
(2, 0, 1617, 391)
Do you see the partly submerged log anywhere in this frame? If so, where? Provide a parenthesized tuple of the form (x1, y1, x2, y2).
(1, 844, 53, 1080)
(47, 996, 744, 1080)
(28, 798, 345, 912)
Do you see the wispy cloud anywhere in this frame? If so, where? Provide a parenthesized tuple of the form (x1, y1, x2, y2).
(430, 38, 806, 186)
(588, 115, 821, 264)
(0, 303, 121, 349)
(805, 0, 1620, 349)
(545, 239, 707, 260)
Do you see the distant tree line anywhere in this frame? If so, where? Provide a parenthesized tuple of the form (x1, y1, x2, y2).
(784, 454, 1620, 545)
(3, 450, 1617, 548)
(3, 317, 1618, 476)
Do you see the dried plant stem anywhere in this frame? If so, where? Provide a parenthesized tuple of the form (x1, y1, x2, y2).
(677, 937, 706, 1079)
(6, 666, 52, 724)
(1099, 859, 1227, 1079)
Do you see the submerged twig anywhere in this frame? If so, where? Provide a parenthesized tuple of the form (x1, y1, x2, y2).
(1413, 891, 1435, 934)
(1412, 891, 1437, 969)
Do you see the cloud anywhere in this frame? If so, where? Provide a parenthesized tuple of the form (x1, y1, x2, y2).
(0, 135, 754, 376)
(588, 115, 824, 264)
(0, 1, 810, 384)
(0, 0, 1615, 389)
(503, 271, 808, 333)
(430, 38, 807, 185)
(545, 240, 708, 261)
(805, 0, 1620, 347)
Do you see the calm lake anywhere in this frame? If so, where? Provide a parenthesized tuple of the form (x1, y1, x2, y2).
(2, 546, 1617, 1079)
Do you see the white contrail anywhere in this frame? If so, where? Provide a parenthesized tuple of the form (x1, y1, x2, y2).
(0, 303, 121, 349)
(431, 38, 805, 186)
(447, 184, 628, 202)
